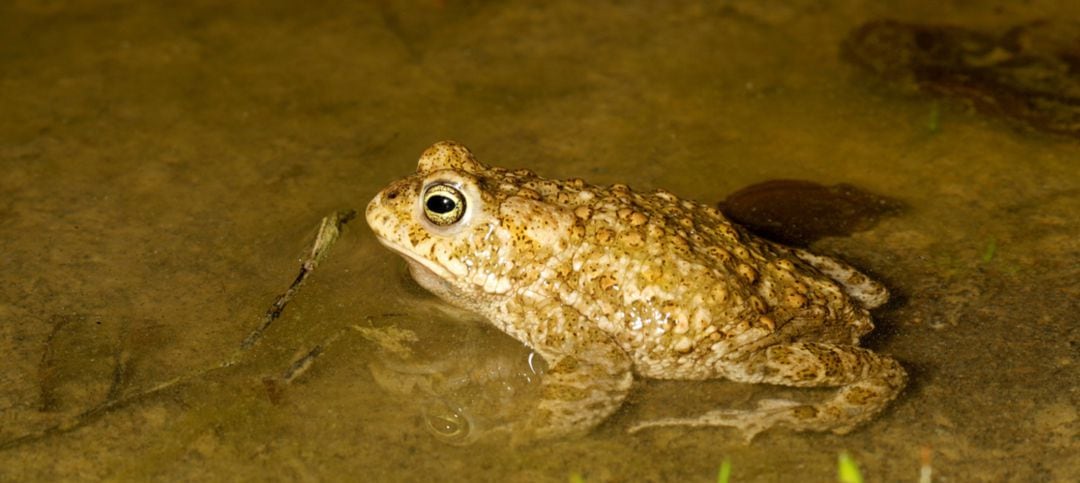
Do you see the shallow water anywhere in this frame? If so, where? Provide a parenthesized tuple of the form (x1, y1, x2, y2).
(1, 1, 1077, 481)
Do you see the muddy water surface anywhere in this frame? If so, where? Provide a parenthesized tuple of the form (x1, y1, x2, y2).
(1, 1, 1077, 481)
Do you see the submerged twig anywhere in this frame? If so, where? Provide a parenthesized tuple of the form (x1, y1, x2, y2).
(242, 210, 357, 349)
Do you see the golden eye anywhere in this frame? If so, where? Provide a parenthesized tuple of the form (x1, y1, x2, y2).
(422, 183, 466, 226)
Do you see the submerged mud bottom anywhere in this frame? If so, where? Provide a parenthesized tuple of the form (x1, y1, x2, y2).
(843, 19, 1080, 139)
(1, 211, 357, 451)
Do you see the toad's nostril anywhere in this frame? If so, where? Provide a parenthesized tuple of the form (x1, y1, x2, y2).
(386, 190, 399, 200)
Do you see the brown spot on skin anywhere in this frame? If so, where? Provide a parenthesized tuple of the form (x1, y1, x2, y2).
(537, 180, 558, 193)
(769, 345, 794, 361)
(750, 296, 768, 314)
(785, 291, 809, 308)
(595, 228, 614, 244)
(847, 272, 867, 286)
(670, 235, 690, 250)
(571, 224, 585, 239)
(773, 268, 797, 284)
(556, 191, 573, 204)
(710, 285, 728, 303)
(517, 188, 541, 200)
(629, 212, 648, 226)
(820, 351, 843, 378)
(677, 217, 694, 229)
(844, 387, 877, 405)
(758, 315, 776, 332)
(733, 246, 750, 260)
(554, 264, 572, 278)
(574, 206, 592, 219)
(620, 230, 644, 247)
(776, 259, 795, 271)
(737, 263, 758, 284)
(646, 223, 664, 239)
(598, 275, 618, 291)
(717, 224, 738, 239)
(707, 247, 731, 262)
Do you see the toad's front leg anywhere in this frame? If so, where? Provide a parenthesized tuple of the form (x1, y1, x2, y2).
(507, 307, 635, 442)
(522, 350, 634, 441)
(630, 342, 907, 441)
(472, 346, 633, 444)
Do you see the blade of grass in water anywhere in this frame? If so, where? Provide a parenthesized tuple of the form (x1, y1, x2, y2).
(927, 101, 941, 133)
(982, 237, 998, 263)
(838, 451, 864, 483)
(717, 458, 732, 483)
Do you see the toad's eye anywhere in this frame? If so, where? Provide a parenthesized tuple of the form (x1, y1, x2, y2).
(422, 184, 466, 226)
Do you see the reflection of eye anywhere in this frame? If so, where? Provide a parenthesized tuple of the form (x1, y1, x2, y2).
(421, 398, 474, 445)
(422, 184, 466, 226)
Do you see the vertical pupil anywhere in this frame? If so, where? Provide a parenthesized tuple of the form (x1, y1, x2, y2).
(427, 195, 456, 213)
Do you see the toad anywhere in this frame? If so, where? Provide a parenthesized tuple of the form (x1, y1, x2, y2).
(365, 141, 907, 441)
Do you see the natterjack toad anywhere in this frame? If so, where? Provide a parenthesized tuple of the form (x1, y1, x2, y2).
(365, 141, 907, 441)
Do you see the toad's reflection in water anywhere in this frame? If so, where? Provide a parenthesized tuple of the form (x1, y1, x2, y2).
(359, 317, 545, 445)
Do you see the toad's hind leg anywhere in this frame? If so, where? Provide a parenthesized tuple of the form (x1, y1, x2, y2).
(629, 342, 907, 441)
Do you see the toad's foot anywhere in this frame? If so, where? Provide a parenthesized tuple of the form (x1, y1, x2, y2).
(629, 342, 907, 441)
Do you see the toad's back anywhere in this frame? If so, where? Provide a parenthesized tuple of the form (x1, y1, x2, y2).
(512, 179, 882, 380)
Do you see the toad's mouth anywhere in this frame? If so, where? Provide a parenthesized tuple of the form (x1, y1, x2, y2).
(372, 235, 454, 281)
(371, 235, 464, 300)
